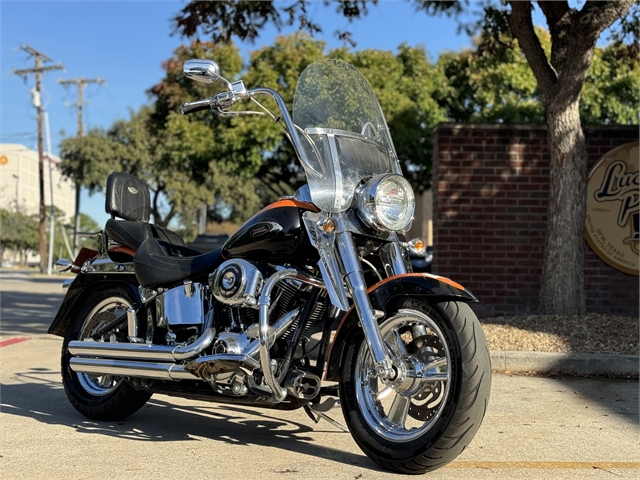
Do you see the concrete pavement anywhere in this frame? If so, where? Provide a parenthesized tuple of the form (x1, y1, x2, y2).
(1, 272, 639, 479)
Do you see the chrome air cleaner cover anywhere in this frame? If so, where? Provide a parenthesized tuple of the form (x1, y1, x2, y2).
(210, 259, 263, 306)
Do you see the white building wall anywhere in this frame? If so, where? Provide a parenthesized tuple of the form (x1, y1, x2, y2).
(0, 143, 76, 222)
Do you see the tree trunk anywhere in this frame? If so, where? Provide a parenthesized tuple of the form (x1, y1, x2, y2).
(539, 98, 587, 315)
(506, 0, 634, 315)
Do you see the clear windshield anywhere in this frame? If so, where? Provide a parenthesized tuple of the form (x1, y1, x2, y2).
(293, 59, 401, 212)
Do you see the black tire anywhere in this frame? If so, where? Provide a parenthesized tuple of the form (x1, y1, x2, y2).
(340, 299, 491, 474)
(61, 287, 151, 421)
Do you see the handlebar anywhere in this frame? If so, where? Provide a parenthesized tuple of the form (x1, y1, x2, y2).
(180, 84, 322, 178)
(179, 98, 213, 115)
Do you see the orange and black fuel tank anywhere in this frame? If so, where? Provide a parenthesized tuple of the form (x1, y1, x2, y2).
(222, 199, 320, 263)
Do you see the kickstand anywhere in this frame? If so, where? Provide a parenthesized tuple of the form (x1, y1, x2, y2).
(304, 399, 349, 432)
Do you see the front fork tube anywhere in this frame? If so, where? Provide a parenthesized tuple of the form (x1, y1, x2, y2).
(336, 232, 396, 380)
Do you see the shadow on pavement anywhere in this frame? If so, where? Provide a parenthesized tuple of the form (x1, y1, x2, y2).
(0, 289, 63, 336)
(1, 366, 379, 472)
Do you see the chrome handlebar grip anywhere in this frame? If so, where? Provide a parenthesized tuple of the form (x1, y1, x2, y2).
(179, 98, 213, 115)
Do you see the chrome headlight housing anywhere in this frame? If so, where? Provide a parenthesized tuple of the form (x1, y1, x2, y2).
(357, 174, 415, 231)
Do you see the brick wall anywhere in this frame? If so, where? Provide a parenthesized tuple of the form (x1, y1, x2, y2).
(432, 123, 639, 318)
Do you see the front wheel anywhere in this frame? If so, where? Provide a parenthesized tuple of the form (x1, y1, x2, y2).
(340, 300, 491, 474)
(61, 287, 151, 421)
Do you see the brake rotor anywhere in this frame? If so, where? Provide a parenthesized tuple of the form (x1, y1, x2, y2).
(83, 311, 118, 340)
(408, 334, 447, 421)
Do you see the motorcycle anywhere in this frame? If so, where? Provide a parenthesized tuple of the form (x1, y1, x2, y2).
(50, 58, 491, 474)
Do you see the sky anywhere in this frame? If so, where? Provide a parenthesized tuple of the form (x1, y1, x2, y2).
(0, 0, 532, 225)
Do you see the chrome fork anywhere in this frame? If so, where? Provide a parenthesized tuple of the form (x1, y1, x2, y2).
(336, 231, 399, 380)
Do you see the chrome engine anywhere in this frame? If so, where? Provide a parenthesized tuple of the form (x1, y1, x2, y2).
(68, 261, 325, 402)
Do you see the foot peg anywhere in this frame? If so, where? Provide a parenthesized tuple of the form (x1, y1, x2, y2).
(304, 398, 348, 432)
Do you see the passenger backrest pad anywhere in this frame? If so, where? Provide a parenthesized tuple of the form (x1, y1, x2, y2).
(105, 172, 151, 222)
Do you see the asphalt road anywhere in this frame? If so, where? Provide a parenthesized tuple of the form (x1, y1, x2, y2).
(1, 272, 639, 479)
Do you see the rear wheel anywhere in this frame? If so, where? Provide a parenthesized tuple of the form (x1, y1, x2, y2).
(340, 300, 491, 474)
(61, 287, 151, 420)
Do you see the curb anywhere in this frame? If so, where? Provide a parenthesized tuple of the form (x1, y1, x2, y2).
(490, 350, 639, 376)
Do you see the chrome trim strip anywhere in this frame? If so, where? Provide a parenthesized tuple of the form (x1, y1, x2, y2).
(304, 126, 390, 151)
(326, 131, 344, 211)
(302, 211, 349, 310)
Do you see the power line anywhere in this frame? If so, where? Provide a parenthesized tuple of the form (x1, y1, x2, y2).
(11, 45, 64, 273)
(57, 76, 105, 254)
(58, 76, 105, 136)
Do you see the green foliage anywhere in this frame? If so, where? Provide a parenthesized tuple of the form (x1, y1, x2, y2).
(436, 27, 640, 125)
(150, 34, 449, 194)
(436, 27, 548, 123)
(60, 5, 639, 232)
(59, 130, 122, 193)
(0, 208, 39, 264)
(580, 41, 640, 125)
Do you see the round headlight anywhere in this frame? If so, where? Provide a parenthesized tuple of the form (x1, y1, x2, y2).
(357, 174, 415, 231)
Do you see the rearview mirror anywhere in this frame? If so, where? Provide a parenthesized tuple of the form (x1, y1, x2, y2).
(184, 59, 221, 84)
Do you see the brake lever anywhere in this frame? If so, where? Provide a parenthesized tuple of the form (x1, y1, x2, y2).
(216, 110, 267, 117)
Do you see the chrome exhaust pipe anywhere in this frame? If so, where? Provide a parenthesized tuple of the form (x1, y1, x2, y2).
(69, 357, 196, 381)
(70, 353, 261, 382)
(69, 326, 216, 362)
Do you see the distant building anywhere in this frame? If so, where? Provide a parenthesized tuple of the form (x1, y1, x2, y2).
(0, 143, 76, 265)
(0, 143, 76, 220)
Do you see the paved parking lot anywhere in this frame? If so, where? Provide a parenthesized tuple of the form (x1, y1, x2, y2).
(1, 272, 639, 479)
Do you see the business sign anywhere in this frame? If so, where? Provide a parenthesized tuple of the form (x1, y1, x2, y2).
(585, 141, 639, 276)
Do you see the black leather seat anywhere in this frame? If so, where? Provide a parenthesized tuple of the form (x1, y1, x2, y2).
(105, 218, 184, 251)
(134, 238, 224, 288)
(104, 172, 184, 251)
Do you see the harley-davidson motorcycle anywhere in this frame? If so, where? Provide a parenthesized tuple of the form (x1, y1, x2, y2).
(50, 58, 490, 474)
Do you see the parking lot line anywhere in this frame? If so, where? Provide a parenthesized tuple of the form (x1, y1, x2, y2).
(447, 461, 640, 469)
(0, 338, 30, 348)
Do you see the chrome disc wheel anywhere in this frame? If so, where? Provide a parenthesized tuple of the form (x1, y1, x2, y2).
(354, 309, 452, 443)
(76, 297, 131, 397)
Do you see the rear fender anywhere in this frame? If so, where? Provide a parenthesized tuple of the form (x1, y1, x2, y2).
(323, 273, 477, 381)
(48, 273, 141, 337)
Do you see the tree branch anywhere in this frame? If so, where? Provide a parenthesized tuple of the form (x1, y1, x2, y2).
(151, 185, 163, 224)
(507, 1, 557, 96)
(254, 172, 280, 197)
(537, 1, 570, 33)
(163, 204, 177, 228)
(578, 0, 635, 42)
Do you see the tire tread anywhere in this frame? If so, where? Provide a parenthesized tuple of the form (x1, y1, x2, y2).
(340, 299, 491, 474)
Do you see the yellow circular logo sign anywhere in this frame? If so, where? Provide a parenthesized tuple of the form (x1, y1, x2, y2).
(0, 155, 8, 165)
(585, 141, 639, 276)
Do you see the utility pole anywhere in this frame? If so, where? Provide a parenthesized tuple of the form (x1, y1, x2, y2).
(12, 45, 64, 273)
(58, 76, 105, 256)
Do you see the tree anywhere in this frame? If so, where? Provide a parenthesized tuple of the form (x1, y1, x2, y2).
(0, 208, 39, 266)
(150, 34, 449, 195)
(60, 107, 223, 228)
(436, 27, 640, 125)
(172, 0, 637, 315)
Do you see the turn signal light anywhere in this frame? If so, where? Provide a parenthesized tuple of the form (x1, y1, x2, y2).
(318, 217, 337, 234)
(407, 238, 426, 255)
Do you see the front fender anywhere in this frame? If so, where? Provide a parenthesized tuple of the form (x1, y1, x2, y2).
(48, 273, 141, 337)
(323, 273, 476, 381)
